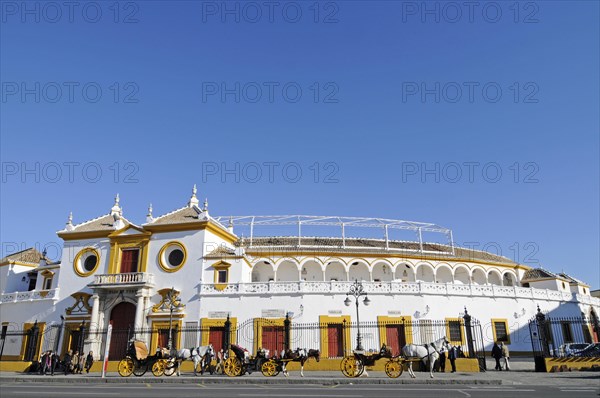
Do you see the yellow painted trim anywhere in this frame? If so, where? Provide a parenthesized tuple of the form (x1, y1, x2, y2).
(545, 357, 600, 372)
(151, 288, 185, 313)
(19, 322, 46, 361)
(65, 293, 92, 315)
(200, 318, 238, 347)
(147, 313, 186, 319)
(150, 319, 183, 352)
(144, 221, 237, 243)
(252, 317, 286, 354)
(108, 224, 151, 238)
(73, 248, 100, 277)
(58, 231, 112, 240)
(109, 238, 150, 274)
(60, 321, 89, 356)
(319, 315, 351, 358)
(377, 316, 414, 350)
(245, 250, 530, 271)
(157, 241, 187, 273)
(445, 318, 465, 345)
(491, 318, 511, 345)
(212, 261, 231, 291)
(0, 261, 38, 268)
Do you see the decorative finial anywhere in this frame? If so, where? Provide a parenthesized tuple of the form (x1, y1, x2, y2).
(188, 184, 199, 208)
(42, 248, 47, 257)
(146, 203, 154, 223)
(228, 216, 233, 227)
(65, 212, 74, 231)
(111, 193, 122, 216)
(203, 198, 208, 211)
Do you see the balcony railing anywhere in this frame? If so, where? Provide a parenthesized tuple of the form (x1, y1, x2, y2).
(0, 288, 60, 304)
(90, 272, 154, 287)
(200, 281, 598, 305)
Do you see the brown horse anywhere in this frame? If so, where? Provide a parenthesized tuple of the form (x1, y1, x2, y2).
(280, 348, 321, 377)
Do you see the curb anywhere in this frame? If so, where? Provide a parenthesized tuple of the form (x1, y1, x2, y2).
(0, 376, 502, 385)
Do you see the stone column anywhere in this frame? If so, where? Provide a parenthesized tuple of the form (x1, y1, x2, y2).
(90, 294, 100, 332)
(85, 294, 101, 357)
(134, 290, 145, 340)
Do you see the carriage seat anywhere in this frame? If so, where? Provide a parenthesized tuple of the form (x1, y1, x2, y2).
(133, 340, 149, 360)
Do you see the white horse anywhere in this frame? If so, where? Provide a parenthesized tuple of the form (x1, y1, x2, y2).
(171, 344, 213, 376)
(401, 336, 449, 379)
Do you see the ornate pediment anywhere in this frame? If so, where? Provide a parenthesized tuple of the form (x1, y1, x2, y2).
(152, 288, 185, 313)
(65, 292, 92, 315)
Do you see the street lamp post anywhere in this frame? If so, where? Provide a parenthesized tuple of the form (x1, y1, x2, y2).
(166, 287, 183, 351)
(344, 280, 370, 352)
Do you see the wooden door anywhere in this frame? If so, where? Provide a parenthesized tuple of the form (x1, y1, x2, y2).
(209, 327, 225, 352)
(262, 326, 284, 356)
(327, 324, 344, 358)
(120, 249, 139, 273)
(386, 324, 406, 355)
(108, 302, 136, 359)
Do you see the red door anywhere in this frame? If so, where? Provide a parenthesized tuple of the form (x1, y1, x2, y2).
(120, 249, 139, 273)
(209, 327, 225, 352)
(327, 324, 344, 358)
(262, 326, 284, 356)
(386, 325, 406, 356)
(109, 302, 136, 359)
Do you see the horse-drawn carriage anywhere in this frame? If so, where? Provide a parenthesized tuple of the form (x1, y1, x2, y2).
(261, 348, 321, 377)
(223, 345, 269, 377)
(340, 337, 449, 379)
(340, 344, 403, 378)
(117, 340, 170, 377)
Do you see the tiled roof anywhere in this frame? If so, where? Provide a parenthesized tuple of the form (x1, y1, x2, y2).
(522, 268, 560, 280)
(60, 213, 130, 234)
(558, 273, 588, 286)
(0, 248, 45, 265)
(237, 237, 518, 265)
(146, 206, 204, 226)
(205, 246, 239, 258)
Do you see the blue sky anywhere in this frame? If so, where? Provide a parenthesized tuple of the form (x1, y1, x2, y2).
(1, 1, 598, 288)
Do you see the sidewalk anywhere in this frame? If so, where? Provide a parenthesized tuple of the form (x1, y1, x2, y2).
(1, 369, 598, 386)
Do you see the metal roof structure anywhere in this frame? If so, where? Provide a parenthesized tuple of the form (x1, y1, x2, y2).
(213, 215, 454, 254)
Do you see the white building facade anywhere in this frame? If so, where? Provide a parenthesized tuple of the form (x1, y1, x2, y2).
(1, 187, 598, 362)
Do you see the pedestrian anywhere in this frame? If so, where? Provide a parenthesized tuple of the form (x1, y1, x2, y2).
(78, 351, 85, 374)
(85, 351, 94, 373)
(448, 345, 457, 373)
(500, 342, 510, 371)
(72, 351, 81, 374)
(50, 351, 58, 375)
(491, 342, 502, 371)
(40, 351, 51, 375)
(63, 350, 72, 375)
(439, 346, 447, 372)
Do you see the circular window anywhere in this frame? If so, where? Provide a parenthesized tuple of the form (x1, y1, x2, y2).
(158, 242, 187, 272)
(74, 248, 100, 277)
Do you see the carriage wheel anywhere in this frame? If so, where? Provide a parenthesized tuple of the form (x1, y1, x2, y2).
(164, 359, 177, 376)
(117, 357, 134, 377)
(340, 356, 361, 378)
(132, 360, 148, 377)
(152, 359, 167, 377)
(261, 360, 279, 377)
(384, 359, 403, 378)
(224, 357, 242, 377)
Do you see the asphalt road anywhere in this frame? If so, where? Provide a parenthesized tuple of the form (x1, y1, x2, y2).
(1, 383, 598, 398)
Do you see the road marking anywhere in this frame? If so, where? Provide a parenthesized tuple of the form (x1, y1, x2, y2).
(145, 383, 152, 388)
(559, 390, 597, 393)
(12, 392, 119, 396)
(457, 390, 471, 397)
(238, 395, 361, 397)
(197, 383, 206, 388)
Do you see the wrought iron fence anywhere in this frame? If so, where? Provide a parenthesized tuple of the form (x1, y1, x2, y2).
(528, 309, 599, 372)
(1, 316, 486, 368)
